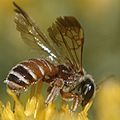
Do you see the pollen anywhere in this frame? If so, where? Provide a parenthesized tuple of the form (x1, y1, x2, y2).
(0, 88, 92, 120)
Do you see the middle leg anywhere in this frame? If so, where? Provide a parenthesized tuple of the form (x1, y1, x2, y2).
(60, 90, 83, 112)
(45, 78, 64, 105)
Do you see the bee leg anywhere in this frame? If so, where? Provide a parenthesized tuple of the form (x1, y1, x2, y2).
(35, 80, 43, 97)
(71, 95, 83, 112)
(45, 78, 64, 105)
(60, 91, 83, 112)
(30, 84, 36, 98)
(13, 92, 20, 112)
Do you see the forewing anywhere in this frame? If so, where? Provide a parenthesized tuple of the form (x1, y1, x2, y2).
(13, 2, 59, 63)
(48, 16, 84, 72)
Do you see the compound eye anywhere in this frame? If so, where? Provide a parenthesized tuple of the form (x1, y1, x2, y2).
(79, 78, 95, 107)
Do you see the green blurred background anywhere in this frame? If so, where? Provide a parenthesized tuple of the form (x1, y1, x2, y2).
(0, 0, 119, 119)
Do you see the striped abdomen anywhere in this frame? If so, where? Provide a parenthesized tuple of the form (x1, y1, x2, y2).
(5, 59, 57, 91)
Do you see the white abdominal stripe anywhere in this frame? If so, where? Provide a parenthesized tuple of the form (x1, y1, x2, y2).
(5, 79, 24, 90)
(37, 65, 45, 75)
(10, 71, 30, 85)
(4, 59, 52, 90)
(29, 59, 45, 76)
(18, 64, 37, 80)
(40, 59, 52, 72)
(5, 64, 37, 89)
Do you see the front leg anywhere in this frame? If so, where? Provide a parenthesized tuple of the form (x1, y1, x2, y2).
(60, 90, 83, 112)
(45, 78, 64, 105)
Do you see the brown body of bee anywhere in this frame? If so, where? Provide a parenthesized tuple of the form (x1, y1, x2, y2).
(5, 59, 57, 91)
(4, 2, 97, 112)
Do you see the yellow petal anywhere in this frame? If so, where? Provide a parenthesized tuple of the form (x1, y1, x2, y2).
(1, 102, 15, 120)
(45, 103, 56, 120)
(4, 88, 91, 120)
(34, 95, 46, 120)
(77, 101, 93, 120)
(0, 101, 4, 115)
(7, 88, 26, 120)
(25, 96, 37, 117)
(96, 80, 120, 120)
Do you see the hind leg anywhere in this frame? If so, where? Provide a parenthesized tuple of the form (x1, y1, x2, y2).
(13, 92, 20, 112)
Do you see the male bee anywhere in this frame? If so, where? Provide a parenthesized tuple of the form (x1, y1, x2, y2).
(4, 2, 96, 111)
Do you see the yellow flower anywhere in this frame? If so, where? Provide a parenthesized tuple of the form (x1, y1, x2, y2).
(96, 79, 120, 120)
(0, 89, 92, 120)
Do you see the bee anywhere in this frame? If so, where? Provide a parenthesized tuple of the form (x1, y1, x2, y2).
(4, 2, 96, 112)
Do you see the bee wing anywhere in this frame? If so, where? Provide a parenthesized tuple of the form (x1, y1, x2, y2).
(13, 2, 60, 63)
(48, 16, 84, 73)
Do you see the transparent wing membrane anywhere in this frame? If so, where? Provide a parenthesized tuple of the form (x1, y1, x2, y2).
(13, 2, 84, 73)
(48, 16, 84, 72)
(13, 2, 59, 63)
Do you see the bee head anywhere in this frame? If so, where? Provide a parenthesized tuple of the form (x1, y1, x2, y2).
(76, 75, 96, 107)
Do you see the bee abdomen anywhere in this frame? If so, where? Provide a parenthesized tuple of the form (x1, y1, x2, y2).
(5, 58, 57, 91)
